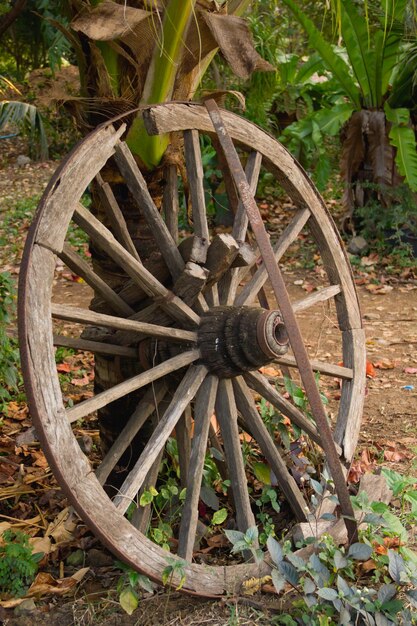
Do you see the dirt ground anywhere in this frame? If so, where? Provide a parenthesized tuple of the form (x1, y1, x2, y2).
(0, 138, 417, 625)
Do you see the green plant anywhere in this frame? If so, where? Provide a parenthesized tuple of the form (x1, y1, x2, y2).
(280, 0, 417, 209)
(224, 526, 264, 565)
(116, 561, 154, 616)
(0, 530, 43, 598)
(0, 272, 22, 410)
(355, 183, 417, 259)
(0, 99, 48, 159)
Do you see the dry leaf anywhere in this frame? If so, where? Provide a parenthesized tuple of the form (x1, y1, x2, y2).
(242, 576, 271, 595)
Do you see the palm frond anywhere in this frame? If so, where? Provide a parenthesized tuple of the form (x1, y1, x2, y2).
(0, 101, 49, 160)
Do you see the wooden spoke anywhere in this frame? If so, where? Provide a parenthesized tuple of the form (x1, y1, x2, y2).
(66, 349, 200, 423)
(232, 151, 262, 242)
(178, 375, 218, 560)
(215, 379, 256, 533)
(53, 334, 136, 358)
(96, 382, 168, 485)
(292, 284, 342, 313)
(234, 207, 310, 307)
(219, 152, 262, 306)
(73, 204, 200, 328)
(183, 129, 210, 263)
(95, 173, 141, 262)
(51, 303, 197, 343)
(59, 244, 135, 317)
(233, 376, 308, 521)
(114, 141, 184, 280)
(243, 370, 322, 446)
(205, 283, 220, 307)
(162, 164, 180, 244)
(113, 364, 208, 513)
(176, 406, 193, 488)
(275, 355, 353, 380)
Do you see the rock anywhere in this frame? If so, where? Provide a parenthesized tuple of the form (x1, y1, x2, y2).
(16, 155, 31, 167)
(348, 236, 369, 255)
(14, 598, 37, 615)
(66, 548, 85, 567)
(87, 547, 114, 567)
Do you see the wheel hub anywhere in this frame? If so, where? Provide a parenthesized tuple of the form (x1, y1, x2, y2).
(198, 306, 289, 378)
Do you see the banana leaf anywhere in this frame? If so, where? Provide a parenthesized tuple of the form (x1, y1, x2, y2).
(385, 103, 417, 191)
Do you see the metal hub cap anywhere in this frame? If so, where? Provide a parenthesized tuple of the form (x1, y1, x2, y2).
(198, 306, 289, 378)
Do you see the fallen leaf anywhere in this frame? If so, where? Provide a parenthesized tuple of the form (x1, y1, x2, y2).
(56, 363, 71, 373)
(404, 367, 417, 374)
(366, 362, 376, 378)
(242, 576, 272, 595)
(7, 401, 29, 421)
(70, 375, 90, 386)
(374, 359, 397, 370)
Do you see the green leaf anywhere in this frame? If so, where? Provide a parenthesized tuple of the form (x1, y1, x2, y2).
(382, 512, 408, 542)
(271, 568, 286, 593)
(317, 587, 338, 601)
(388, 550, 407, 584)
(377, 583, 396, 604)
(279, 561, 300, 587)
(224, 529, 245, 545)
(405, 589, 417, 609)
(267, 536, 283, 566)
(211, 508, 228, 526)
(137, 574, 154, 594)
(119, 588, 138, 615)
(280, 0, 360, 108)
(347, 542, 373, 561)
(253, 462, 271, 485)
(384, 104, 417, 192)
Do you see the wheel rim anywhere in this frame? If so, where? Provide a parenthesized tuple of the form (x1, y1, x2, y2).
(18, 103, 365, 596)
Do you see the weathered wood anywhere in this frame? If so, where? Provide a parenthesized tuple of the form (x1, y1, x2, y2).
(178, 375, 218, 560)
(114, 141, 184, 280)
(231, 242, 257, 268)
(215, 379, 256, 533)
(96, 382, 167, 485)
(144, 103, 362, 329)
(334, 328, 366, 462)
(52, 334, 136, 358)
(95, 172, 141, 262)
(233, 376, 308, 521)
(183, 130, 210, 263)
(176, 406, 193, 488)
(66, 349, 200, 423)
(163, 164, 179, 244)
(73, 204, 200, 328)
(59, 243, 134, 317)
(173, 262, 209, 305)
(113, 364, 208, 513)
(243, 370, 322, 446)
(35, 123, 126, 253)
(22, 246, 269, 595)
(205, 283, 220, 307)
(235, 207, 310, 307)
(204, 233, 239, 286)
(292, 284, 342, 313)
(51, 303, 197, 343)
(232, 151, 262, 242)
(275, 355, 353, 380)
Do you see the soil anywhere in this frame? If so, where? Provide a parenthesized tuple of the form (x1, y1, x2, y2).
(0, 137, 416, 625)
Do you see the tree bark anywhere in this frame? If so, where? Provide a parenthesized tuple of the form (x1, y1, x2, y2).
(0, 0, 27, 39)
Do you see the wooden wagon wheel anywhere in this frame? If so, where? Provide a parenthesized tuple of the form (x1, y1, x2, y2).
(19, 102, 365, 596)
